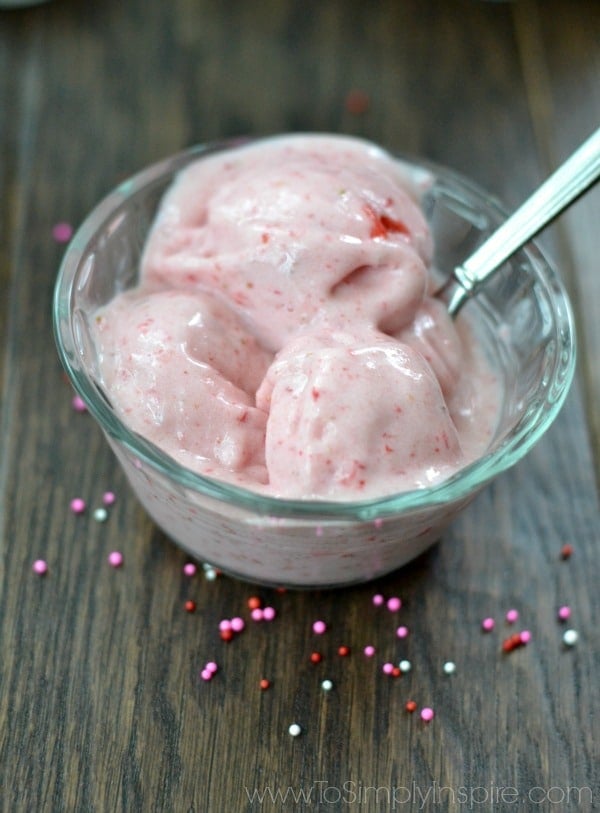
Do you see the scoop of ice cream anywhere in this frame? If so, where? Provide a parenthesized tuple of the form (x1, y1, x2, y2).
(93, 289, 271, 479)
(256, 328, 465, 498)
(141, 134, 433, 349)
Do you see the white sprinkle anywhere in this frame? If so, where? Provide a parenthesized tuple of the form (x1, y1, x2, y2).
(321, 679, 334, 692)
(288, 723, 302, 737)
(563, 629, 579, 647)
(443, 661, 456, 675)
(398, 659, 411, 673)
(93, 507, 108, 523)
(204, 568, 217, 581)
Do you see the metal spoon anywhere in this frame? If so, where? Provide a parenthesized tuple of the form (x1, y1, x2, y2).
(438, 126, 600, 316)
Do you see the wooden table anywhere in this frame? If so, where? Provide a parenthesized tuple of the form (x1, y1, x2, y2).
(1, 1, 598, 810)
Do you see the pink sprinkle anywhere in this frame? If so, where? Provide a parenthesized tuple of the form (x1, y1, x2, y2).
(312, 620, 327, 635)
(52, 221, 73, 243)
(219, 619, 232, 632)
(200, 669, 213, 681)
(262, 606, 276, 621)
(506, 609, 519, 624)
(205, 661, 218, 674)
(387, 597, 402, 612)
(519, 630, 531, 644)
(102, 491, 116, 506)
(183, 563, 197, 577)
(107, 551, 123, 568)
(363, 645, 376, 657)
(373, 518, 383, 529)
(558, 605, 571, 621)
(315, 525, 323, 537)
(32, 559, 48, 575)
(231, 616, 245, 632)
(372, 594, 384, 606)
(71, 395, 87, 413)
(481, 617, 495, 632)
(251, 608, 264, 622)
(420, 707, 435, 722)
(396, 625, 409, 639)
(382, 662, 394, 675)
(70, 497, 86, 514)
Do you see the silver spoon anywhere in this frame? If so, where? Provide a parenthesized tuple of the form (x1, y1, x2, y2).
(438, 126, 600, 316)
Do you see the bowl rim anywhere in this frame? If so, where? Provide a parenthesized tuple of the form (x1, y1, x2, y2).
(52, 135, 577, 521)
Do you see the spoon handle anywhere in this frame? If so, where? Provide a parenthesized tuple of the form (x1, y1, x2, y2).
(445, 126, 600, 316)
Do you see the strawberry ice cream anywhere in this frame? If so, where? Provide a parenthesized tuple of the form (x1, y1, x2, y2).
(92, 134, 498, 501)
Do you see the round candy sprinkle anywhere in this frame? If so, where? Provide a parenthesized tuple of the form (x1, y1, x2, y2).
(387, 596, 402, 612)
(420, 707, 435, 722)
(372, 593, 384, 606)
(107, 551, 123, 568)
(405, 700, 417, 713)
(247, 596, 262, 610)
(560, 543, 574, 560)
(70, 497, 86, 514)
(481, 617, 495, 632)
(382, 662, 394, 675)
(519, 630, 531, 645)
(338, 645, 350, 657)
(310, 652, 322, 664)
(71, 395, 87, 413)
(506, 609, 519, 624)
(251, 608, 264, 622)
(563, 629, 579, 646)
(363, 645, 376, 657)
(321, 679, 334, 691)
(398, 659, 411, 673)
(204, 568, 217, 581)
(200, 669, 212, 681)
(32, 559, 48, 575)
(205, 661, 218, 674)
(219, 619, 232, 632)
(373, 517, 383, 529)
(262, 606, 276, 621)
(288, 723, 302, 737)
(93, 507, 108, 523)
(558, 605, 571, 622)
(220, 628, 234, 642)
(392, 666, 401, 678)
(443, 661, 456, 675)
(102, 491, 116, 506)
(312, 620, 327, 635)
(184, 600, 196, 613)
(231, 616, 245, 632)
(396, 625, 409, 639)
(183, 563, 197, 577)
(260, 678, 271, 690)
(52, 221, 73, 243)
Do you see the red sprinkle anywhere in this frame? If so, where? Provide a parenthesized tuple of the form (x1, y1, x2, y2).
(247, 596, 262, 610)
(344, 88, 370, 115)
(260, 678, 271, 690)
(310, 652, 323, 664)
(560, 544, 574, 560)
(405, 700, 417, 713)
(220, 628, 234, 642)
(184, 600, 196, 613)
(337, 645, 351, 657)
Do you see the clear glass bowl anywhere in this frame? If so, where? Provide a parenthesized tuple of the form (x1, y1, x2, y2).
(53, 139, 576, 588)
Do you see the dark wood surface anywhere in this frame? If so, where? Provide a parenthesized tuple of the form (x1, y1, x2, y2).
(1, 1, 599, 811)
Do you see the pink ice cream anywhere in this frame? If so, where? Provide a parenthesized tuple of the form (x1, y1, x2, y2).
(92, 134, 498, 500)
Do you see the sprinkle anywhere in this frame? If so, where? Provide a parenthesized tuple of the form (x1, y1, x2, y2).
(312, 620, 327, 635)
(345, 88, 370, 115)
(71, 395, 87, 413)
(557, 605, 571, 622)
(506, 609, 519, 624)
(262, 606, 276, 621)
(52, 221, 73, 243)
(502, 632, 523, 653)
(372, 593, 384, 606)
(560, 543, 574, 560)
(373, 518, 383, 529)
(288, 723, 302, 737)
(310, 652, 322, 664)
(405, 700, 417, 713)
(184, 600, 196, 613)
(420, 707, 435, 722)
(102, 491, 116, 506)
(107, 551, 123, 568)
(398, 659, 411, 673)
(200, 669, 213, 681)
(32, 559, 48, 575)
(363, 645, 376, 657)
(93, 507, 108, 522)
(382, 662, 395, 675)
(219, 619, 232, 632)
(321, 679, 334, 691)
(251, 608, 264, 622)
(205, 661, 218, 674)
(337, 645, 350, 657)
(204, 567, 217, 581)
(183, 563, 197, 577)
(260, 678, 271, 690)
(247, 596, 262, 610)
(443, 661, 456, 675)
(391, 666, 401, 678)
(220, 628, 234, 642)
(396, 625, 409, 639)
(70, 497, 86, 514)
(563, 629, 579, 647)
(231, 616, 245, 632)
(387, 596, 402, 612)
(481, 617, 495, 632)
(519, 630, 531, 645)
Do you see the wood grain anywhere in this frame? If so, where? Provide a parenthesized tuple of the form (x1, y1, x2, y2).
(1, 1, 598, 811)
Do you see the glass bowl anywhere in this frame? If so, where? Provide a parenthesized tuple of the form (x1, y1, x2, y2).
(53, 137, 576, 588)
